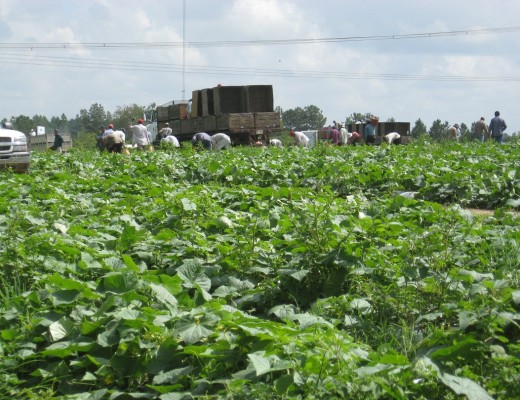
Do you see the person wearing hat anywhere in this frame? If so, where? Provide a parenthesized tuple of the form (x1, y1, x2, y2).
(157, 122, 173, 141)
(129, 118, 150, 150)
(290, 128, 309, 147)
(364, 116, 379, 144)
(102, 124, 114, 138)
(49, 128, 64, 152)
(349, 131, 361, 145)
(447, 123, 460, 141)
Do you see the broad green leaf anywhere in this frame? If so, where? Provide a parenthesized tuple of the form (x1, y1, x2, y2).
(439, 372, 493, 400)
(51, 289, 80, 305)
(181, 197, 197, 211)
(152, 366, 194, 385)
(459, 311, 478, 330)
(512, 290, 520, 306)
(350, 298, 372, 314)
(150, 283, 178, 312)
(248, 352, 271, 376)
(177, 259, 211, 291)
(48, 319, 75, 342)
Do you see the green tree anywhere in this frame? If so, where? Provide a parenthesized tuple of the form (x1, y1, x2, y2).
(112, 104, 147, 130)
(50, 114, 69, 132)
(282, 105, 326, 130)
(429, 119, 450, 141)
(76, 103, 111, 133)
(344, 112, 371, 125)
(460, 123, 471, 141)
(411, 118, 427, 138)
(11, 115, 33, 134)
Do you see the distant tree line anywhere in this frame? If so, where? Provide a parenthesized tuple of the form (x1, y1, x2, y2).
(3, 102, 517, 146)
(1, 103, 157, 148)
(279, 107, 517, 142)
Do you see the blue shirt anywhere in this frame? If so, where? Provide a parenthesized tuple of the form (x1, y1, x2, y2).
(364, 124, 376, 141)
(192, 132, 211, 149)
(488, 116, 506, 137)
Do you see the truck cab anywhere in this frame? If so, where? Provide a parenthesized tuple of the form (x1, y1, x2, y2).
(0, 122, 30, 173)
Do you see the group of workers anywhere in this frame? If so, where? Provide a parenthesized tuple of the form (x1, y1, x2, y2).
(448, 111, 507, 143)
(288, 116, 401, 148)
(97, 119, 149, 153)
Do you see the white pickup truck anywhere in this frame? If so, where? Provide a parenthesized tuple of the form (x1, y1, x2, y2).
(0, 122, 30, 173)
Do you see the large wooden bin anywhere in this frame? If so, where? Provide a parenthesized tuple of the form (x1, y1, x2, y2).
(246, 85, 274, 112)
(213, 86, 246, 115)
(217, 113, 254, 132)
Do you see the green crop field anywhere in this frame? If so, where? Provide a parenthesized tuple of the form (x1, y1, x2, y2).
(0, 141, 519, 399)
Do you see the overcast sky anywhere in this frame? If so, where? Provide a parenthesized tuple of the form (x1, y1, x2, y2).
(1, 0, 520, 132)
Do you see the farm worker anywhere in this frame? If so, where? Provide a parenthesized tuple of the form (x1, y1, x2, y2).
(270, 138, 283, 147)
(384, 132, 401, 144)
(290, 128, 309, 147)
(157, 122, 172, 140)
(102, 124, 114, 137)
(192, 132, 212, 150)
(330, 126, 340, 145)
(115, 128, 126, 143)
(447, 124, 460, 141)
(161, 134, 180, 148)
(364, 115, 379, 144)
(186, 99, 192, 119)
(473, 117, 488, 142)
(96, 125, 105, 149)
(339, 124, 349, 145)
(349, 131, 361, 145)
(211, 133, 231, 150)
(99, 132, 124, 153)
(488, 111, 507, 144)
(129, 119, 150, 150)
(49, 129, 64, 153)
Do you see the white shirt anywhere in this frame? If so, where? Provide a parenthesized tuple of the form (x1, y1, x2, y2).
(211, 133, 231, 150)
(113, 130, 125, 142)
(339, 127, 349, 144)
(161, 135, 180, 147)
(293, 131, 309, 147)
(385, 132, 401, 144)
(130, 123, 150, 146)
(270, 138, 283, 147)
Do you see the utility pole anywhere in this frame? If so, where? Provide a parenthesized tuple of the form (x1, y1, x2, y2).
(182, 0, 186, 100)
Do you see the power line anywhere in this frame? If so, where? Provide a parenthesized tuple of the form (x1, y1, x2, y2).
(1, 52, 519, 82)
(0, 26, 519, 50)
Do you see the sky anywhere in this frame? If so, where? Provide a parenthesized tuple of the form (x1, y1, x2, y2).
(1, 0, 520, 133)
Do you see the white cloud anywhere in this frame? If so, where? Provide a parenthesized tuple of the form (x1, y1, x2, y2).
(1, 0, 519, 132)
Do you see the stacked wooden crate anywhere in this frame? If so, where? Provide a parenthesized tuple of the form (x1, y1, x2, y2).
(158, 84, 280, 144)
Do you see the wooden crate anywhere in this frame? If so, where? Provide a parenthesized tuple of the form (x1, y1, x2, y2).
(204, 116, 217, 132)
(180, 119, 195, 134)
(213, 86, 246, 115)
(194, 117, 205, 132)
(169, 103, 188, 120)
(157, 106, 169, 122)
(192, 90, 201, 118)
(254, 112, 280, 128)
(217, 113, 254, 132)
(201, 88, 214, 117)
(172, 120, 181, 135)
(318, 127, 331, 140)
(246, 85, 274, 112)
